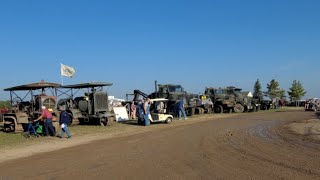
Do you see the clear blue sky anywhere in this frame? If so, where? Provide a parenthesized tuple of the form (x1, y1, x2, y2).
(0, 0, 319, 100)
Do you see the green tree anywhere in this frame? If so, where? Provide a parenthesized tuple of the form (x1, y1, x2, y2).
(253, 79, 263, 101)
(0, 100, 10, 109)
(267, 79, 285, 100)
(279, 89, 286, 100)
(267, 79, 279, 100)
(287, 80, 306, 105)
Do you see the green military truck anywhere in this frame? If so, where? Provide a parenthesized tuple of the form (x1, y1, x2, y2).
(204, 86, 260, 113)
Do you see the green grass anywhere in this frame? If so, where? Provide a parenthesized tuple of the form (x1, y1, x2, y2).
(0, 121, 137, 148)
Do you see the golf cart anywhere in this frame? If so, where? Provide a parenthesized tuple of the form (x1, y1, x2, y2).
(137, 98, 173, 125)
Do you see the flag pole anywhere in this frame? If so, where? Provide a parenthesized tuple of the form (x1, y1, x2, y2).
(60, 63, 64, 85)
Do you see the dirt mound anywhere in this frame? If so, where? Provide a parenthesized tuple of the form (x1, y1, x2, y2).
(287, 119, 320, 140)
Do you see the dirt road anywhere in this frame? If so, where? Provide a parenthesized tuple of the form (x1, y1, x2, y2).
(1, 110, 320, 179)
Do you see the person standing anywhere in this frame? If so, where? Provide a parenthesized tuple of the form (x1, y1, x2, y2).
(130, 101, 137, 120)
(178, 98, 187, 120)
(143, 98, 151, 126)
(136, 99, 145, 125)
(59, 106, 71, 138)
(34, 106, 55, 136)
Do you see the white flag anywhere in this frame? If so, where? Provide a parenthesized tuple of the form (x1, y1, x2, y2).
(61, 63, 75, 78)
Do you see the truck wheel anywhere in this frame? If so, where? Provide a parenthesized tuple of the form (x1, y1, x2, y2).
(68, 113, 73, 126)
(100, 117, 109, 126)
(195, 107, 201, 114)
(255, 106, 260, 112)
(187, 107, 195, 116)
(214, 105, 223, 113)
(165, 117, 172, 124)
(234, 104, 244, 113)
(261, 105, 267, 110)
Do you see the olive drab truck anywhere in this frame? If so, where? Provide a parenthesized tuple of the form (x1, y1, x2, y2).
(58, 82, 115, 126)
(149, 81, 213, 116)
(205, 86, 260, 113)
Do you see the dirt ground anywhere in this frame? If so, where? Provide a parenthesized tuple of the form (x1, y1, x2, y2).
(1, 109, 320, 179)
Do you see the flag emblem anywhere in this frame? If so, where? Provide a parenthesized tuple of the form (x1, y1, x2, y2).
(61, 64, 75, 78)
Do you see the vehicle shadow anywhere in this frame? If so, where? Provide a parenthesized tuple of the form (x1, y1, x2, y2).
(117, 120, 143, 126)
(315, 112, 320, 119)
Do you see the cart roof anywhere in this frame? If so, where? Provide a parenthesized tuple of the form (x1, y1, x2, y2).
(61, 82, 113, 89)
(4, 81, 61, 91)
(150, 98, 169, 102)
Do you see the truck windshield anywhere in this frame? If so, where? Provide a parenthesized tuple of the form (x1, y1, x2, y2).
(168, 86, 183, 92)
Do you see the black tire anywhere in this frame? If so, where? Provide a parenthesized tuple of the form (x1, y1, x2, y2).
(137, 117, 144, 125)
(100, 117, 109, 126)
(214, 105, 223, 113)
(261, 105, 267, 110)
(187, 107, 195, 116)
(234, 103, 245, 113)
(68, 113, 73, 126)
(165, 117, 173, 124)
(256, 106, 260, 112)
(195, 107, 201, 114)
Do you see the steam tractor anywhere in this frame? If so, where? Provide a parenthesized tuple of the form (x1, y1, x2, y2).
(3, 81, 60, 132)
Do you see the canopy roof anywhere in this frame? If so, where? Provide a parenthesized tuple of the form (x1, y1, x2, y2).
(4, 81, 61, 91)
(61, 82, 113, 89)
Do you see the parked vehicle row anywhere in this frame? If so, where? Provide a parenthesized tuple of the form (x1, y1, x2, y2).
(1, 80, 263, 133)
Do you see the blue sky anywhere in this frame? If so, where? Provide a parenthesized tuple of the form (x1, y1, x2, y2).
(0, 0, 319, 100)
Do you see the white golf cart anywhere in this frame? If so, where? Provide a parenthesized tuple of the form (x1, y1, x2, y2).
(137, 98, 173, 125)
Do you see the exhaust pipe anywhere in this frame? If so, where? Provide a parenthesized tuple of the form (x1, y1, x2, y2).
(155, 80, 158, 98)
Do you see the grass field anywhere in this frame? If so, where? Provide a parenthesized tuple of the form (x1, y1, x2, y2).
(0, 122, 133, 148)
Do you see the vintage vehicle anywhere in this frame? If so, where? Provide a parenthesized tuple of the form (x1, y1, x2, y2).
(137, 98, 173, 125)
(3, 81, 60, 132)
(205, 86, 260, 113)
(58, 82, 115, 126)
(305, 98, 320, 111)
(260, 99, 272, 110)
(148, 81, 213, 116)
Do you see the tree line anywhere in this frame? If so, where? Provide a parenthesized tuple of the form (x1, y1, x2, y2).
(253, 79, 306, 104)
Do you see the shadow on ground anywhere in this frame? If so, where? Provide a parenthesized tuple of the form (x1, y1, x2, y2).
(117, 120, 142, 126)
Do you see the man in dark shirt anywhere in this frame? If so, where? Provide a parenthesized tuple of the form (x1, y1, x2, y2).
(59, 106, 71, 138)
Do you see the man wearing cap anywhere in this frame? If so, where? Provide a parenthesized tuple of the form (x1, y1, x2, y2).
(34, 106, 56, 136)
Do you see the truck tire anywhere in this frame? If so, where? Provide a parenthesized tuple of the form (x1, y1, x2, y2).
(195, 107, 201, 114)
(214, 105, 223, 113)
(261, 105, 267, 110)
(234, 103, 245, 113)
(187, 107, 195, 116)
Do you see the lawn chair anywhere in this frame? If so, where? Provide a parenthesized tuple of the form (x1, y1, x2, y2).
(24, 120, 43, 138)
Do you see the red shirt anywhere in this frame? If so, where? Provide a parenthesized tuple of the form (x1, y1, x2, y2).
(41, 109, 53, 119)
